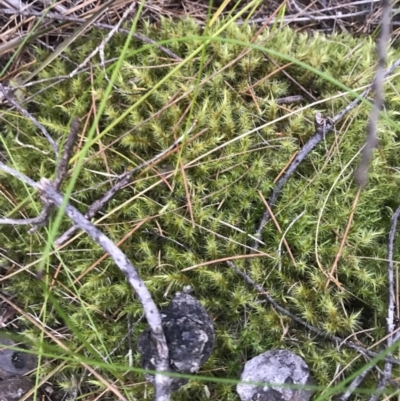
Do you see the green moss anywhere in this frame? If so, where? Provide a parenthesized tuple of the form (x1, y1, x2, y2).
(1, 18, 400, 400)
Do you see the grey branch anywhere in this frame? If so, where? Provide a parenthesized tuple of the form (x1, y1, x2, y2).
(55, 134, 185, 247)
(0, 162, 172, 400)
(0, 84, 58, 158)
(0, 208, 48, 226)
(356, 0, 392, 188)
(227, 260, 400, 366)
(67, 1, 137, 80)
(252, 55, 400, 251)
(54, 118, 80, 189)
(0, 8, 182, 61)
(30, 117, 81, 233)
(335, 365, 374, 401)
(0, 161, 37, 187)
(368, 202, 400, 401)
(37, 179, 172, 400)
(0, 119, 80, 230)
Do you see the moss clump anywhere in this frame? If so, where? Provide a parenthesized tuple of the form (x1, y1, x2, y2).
(1, 18, 400, 400)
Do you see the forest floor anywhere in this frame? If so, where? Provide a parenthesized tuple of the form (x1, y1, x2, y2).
(1, 1, 400, 401)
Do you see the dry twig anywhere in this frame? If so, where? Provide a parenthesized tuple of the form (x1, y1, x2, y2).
(0, 8, 182, 61)
(30, 117, 81, 232)
(227, 260, 400, 366)
(334, 197, 399, 401)
(0, 83, 58, 157)
(0, 119, 80, 230)
(334, 365, 374, 401)
(54, 133, 186, 247)
(367, 203, 400, 401)
(252, 56, 400, 251)
(0, 124, 173, 400)
(356, 0, 392, 187)
(38, 178, 173, 401)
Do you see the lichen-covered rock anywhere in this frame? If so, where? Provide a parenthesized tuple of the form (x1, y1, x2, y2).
(0, 377, 36, 401)
(237, 349, 314, 401)
(0, 336, 37, 379)
(138, 291, 215, 390)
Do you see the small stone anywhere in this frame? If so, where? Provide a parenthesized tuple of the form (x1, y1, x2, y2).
(237, 349, 315, 401)
(0, 377, 36, 401)
(0, 336, 37, 379)
(138, 292, 215, 390)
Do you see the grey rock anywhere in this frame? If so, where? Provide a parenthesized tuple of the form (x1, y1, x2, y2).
(138, 292, 215, 390)
(0, 336, 37, 379)
(0, 377, 36, 401)
(237, 349, 315, 401)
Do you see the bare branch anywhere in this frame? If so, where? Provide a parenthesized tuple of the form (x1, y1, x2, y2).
(54, 117, 80, 190)
(334, 365, 374, 401)
(0, 84, 58, 158)
(0, 9, 182, 61)
(37, 179, 171, 399)
(252, 55, 400, 251)
(0, 208, 48, 226)
(367, 203, 400, 401)
(388, 206, 400, 342)
(227, 260, 400, 365)
(29, 117, 81, 232)
(0, 157, 172, 399)
(67, 1, 136, 80)
(0, 170, 50, 229)
(0, 119, 80, 231)
(0, 161, 37, 188)
(356, 0, 392, 188)
(275, 95, 304, 105)
(240, 10, 377, 25)
(55, 134, 185, 247)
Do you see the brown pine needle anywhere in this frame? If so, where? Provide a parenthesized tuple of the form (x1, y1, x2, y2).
(274, 151, 299, 183)
(326, 187, 361, 288)
(258, 191, 297, 267)
(180, 159, 195, 228)
(181, 253, 268, 272)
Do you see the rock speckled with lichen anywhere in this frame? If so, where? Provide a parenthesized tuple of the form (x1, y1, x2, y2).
(0, 377, 36, 401)
(138, 291, 214, 389)
(237, 349, 314, 401)
(0, 336, 37, 380)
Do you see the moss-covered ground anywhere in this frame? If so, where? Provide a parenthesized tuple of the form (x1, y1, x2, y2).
(1, 18, 400, 400)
